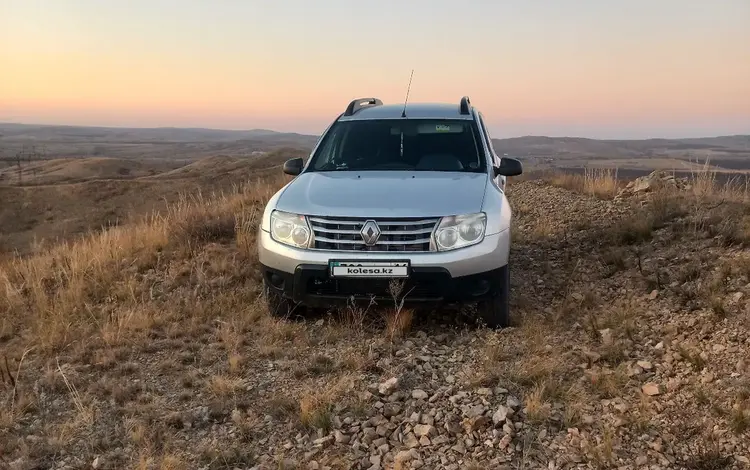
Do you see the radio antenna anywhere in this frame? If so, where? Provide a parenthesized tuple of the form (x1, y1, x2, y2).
(401, 69, 414, 118)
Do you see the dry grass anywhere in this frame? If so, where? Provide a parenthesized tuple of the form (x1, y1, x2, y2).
(0, 175, 284, 353)
(383, 306, 414, 342)
(548, 168, 619, 199)
(298, 375, 355, 432)
(2, 160, 748, 467)
(689, 160, 750, 203)
(588, 365, 629, 399)
(582, 425, 617, 468)
(523, 382, 552, 424)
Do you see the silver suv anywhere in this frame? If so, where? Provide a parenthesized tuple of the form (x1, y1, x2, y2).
(257, 97, 522, 327)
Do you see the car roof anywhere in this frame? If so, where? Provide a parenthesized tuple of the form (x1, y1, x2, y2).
(338, 102, 475, 121)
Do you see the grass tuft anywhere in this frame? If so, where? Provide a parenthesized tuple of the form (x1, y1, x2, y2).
(548, 168, 620, 199)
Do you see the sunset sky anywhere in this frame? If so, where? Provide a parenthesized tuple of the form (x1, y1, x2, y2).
(1, 0, 748, 138)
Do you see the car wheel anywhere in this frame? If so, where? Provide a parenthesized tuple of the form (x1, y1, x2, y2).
(476, 264, 510, 328)
(263, 280, 305, 319)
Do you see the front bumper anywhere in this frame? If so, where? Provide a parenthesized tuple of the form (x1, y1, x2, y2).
(257, 228, 510, 307)
(261, 263, 507, 307)
(257, 228, 510, 278)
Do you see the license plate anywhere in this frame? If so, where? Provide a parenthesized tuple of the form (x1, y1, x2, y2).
(329, 260, 410, 278)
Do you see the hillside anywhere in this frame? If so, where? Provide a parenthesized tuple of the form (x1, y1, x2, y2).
(0, 167, 748, 469)
(0, 157, 183, 186)
(0, 149, 304, 256)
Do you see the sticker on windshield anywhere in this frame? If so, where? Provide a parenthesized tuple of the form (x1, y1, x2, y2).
(435, 124, 451, 132)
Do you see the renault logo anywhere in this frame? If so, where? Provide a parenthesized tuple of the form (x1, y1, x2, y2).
(360, 220, 381, 246)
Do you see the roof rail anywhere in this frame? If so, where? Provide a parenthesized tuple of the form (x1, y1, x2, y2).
(459, 96, 472, 115)
(344, 97, 383, 116)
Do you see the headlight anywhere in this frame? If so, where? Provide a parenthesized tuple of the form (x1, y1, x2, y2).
(433, 212, 486, 251)
(270, 210, 312, 248)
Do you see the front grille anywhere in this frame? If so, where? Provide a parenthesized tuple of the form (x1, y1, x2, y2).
(309, 216, 439, 252)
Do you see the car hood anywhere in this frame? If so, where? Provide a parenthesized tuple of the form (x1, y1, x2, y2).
(275, 171, 488, 218)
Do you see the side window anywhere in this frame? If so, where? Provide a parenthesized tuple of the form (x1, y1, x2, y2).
(312, 125, 346, 170)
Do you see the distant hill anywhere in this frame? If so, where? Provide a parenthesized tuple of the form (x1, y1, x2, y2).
(491, 135, 750, 172)
(1, 122, 748, 172)
(491, 135, 750, 157)
(0, 122, 315, 143)
(0, 123, 318, 160)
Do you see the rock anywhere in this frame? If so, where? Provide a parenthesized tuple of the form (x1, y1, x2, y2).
(493, 405, 510, 425)
(642, 383, 661, 396)
(313, 435, 333, 448)
(498, 434, 513, 449)
(667, 378, 682, 392)
(92, 457, 101, 469)
(362, 428, 378, 444)
(648, 290, 659, 300)
(506, 396, 522, 410)
(404, 432, 420, 448)
(632, 177, 653, 193)
(632, 171, 666, 193)
(231, 408, 243, 424)
(636, 455, 648, 466)
(383, 403, 401, 418)
(414, 424, 435, 437)
(451, 442, 467, 454)
(701, 373, 715, 384)
(583, 349, 601, 363)
(444, 418, 463, 435)
(466, 404, 487, 419)
(378, 378, 399, 395)
(599, 328, 614, 346)
(412, 389, 429, 400)
(629, 364, 644, 376)
(280, 459, 297, 470)
(636, 360, 653, 370)
(394, 450, 415, 464)
(334, 430, 349, 444)
(463, 415, 490, 433)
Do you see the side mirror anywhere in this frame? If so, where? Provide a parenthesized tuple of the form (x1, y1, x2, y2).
(283, 157, 304, 176)
(493, 157, 523, 177)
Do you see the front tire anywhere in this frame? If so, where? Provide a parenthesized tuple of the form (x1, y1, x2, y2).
(263, 280, 304, 319)
(476, 264, 510, 328)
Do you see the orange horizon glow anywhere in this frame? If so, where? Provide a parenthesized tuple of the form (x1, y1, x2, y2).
(1, 0, 748, 138)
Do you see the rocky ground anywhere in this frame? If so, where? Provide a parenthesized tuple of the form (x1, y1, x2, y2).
(1, 175, 749, 470)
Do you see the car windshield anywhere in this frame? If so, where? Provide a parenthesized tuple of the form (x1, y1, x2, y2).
(307, 119, 486, 173)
